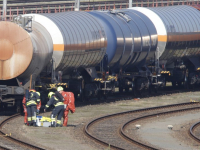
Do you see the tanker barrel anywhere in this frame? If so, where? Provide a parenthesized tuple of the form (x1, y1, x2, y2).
(0, 20, 53, 83)
(0, 21, 33, 80)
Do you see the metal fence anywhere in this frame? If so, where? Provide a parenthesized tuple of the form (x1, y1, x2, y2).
(0, 0, 199, 21)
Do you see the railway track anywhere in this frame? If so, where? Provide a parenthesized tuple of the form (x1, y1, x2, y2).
(85, 102, 200, 150)
(0, 114, 45, 150)
(189, 121, 200, 143)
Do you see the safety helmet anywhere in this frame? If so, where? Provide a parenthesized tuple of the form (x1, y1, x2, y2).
(48, 92, 55, 98)
(57, 86, 64, 92)
(36, 92, 40, 96)
(29, 89, 36, 92)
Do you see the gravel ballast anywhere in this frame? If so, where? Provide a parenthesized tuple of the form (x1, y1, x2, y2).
(2, 90, 200, 150)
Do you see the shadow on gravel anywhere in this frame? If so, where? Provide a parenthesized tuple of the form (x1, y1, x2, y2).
(67, 125, 76, 127)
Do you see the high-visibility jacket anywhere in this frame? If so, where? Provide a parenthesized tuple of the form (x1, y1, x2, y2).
(45, 96, 64, 109)
(61, 92, 75, 113)
(26, 92, 40, 106)
(23, 96, 41, 109)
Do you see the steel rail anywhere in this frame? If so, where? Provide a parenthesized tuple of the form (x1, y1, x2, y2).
(0, 145, 11, 150)
(189, 121, 200, 143)
(85, 102, 200, 150)
(121, 107, 200, 149)
(0, 114, 45, 150)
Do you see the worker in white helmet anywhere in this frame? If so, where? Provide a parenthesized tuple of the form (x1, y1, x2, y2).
(44, 92, 64, 127)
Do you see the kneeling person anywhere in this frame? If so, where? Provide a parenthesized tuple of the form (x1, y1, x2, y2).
(44, 92, 64, 127)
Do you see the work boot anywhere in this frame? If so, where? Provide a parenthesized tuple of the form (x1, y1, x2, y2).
(51, 122, 56, 127)
(51, 124, 55, 127)
(56, 124, 62, 127)
(33, 122, 37, 127)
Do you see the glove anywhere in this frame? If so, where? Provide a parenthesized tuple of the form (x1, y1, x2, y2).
(37, 109, 39, 115)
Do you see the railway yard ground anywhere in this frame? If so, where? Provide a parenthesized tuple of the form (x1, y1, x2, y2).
(1, 86, 200, 150)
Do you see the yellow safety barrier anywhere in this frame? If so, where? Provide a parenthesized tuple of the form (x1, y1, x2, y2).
(94, 75, 117, 82)
(57, 83, 67, 85)
(161, 71, 170, 74)
(48, 83, 68, 89)
(49, 84, 56, 88)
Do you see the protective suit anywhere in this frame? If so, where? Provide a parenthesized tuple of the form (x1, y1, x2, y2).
(22, 96, 28, 125)
(61, 92, 75, 126)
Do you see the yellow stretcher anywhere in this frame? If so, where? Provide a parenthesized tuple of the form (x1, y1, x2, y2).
(36, 116, 51, 127)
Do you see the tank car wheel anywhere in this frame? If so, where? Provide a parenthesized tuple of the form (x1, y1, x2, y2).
(119, 87, 123, 93)
(178, 82, 182, 87)
(183, 76, 189, 89)
(111, 85, 115, 95)
(154, 87, 158, 94)
(189, 84, 195, 90)
(148, 85, 152, 95)
(2, 103, 8, 111)
(97, 91, 101, 100)
(132, 88, 136, 96)
(15, 100, 22, 113)
(172, 82, 176, 88)
(78, 86, 85, 102)
(78, 92, 85, 102)
(0, 102, 2, 111)
(125, 87, 129, 92)
(137, 90, 142, 96)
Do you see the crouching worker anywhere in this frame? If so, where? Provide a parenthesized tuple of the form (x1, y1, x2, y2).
(57, 86, 76, 127)
(44, 92, 64, 127)
(26, 89, 40, 126)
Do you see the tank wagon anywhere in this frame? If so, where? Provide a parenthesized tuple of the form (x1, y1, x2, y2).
(1, 5, 200, 109)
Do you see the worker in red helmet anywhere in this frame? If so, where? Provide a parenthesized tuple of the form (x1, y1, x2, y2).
(22, 90, 42, 125)
(26, 89, 40, 126)
(57, 86, 75, 127)
(22, 89, 36, 125)
(22, 91, 41, 125)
